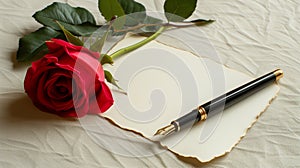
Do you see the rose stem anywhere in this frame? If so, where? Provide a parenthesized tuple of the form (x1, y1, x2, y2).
(110, 26, 166, 60)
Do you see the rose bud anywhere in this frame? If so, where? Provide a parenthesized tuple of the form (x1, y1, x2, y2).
(24, 39, 114, 118)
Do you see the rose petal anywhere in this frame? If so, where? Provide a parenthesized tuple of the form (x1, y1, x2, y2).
(89, 81, 114, 114)
(25, 39, 113, 118)
(71, 72, 89, 116)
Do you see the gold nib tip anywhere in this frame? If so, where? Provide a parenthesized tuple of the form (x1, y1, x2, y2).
(154, 130, 160, 136)
(153, 124, 176, 136)
(154, 129, 164, 136)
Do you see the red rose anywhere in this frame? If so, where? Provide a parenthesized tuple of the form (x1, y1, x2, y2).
(24, 39, 114, 117)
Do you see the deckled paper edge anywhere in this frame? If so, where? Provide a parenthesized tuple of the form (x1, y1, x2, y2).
(98, 35, 282, 163)
(100, 84, 280, 163)
(166, 84, 280, 162)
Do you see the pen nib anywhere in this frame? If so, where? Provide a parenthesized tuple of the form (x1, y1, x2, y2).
(153, 124, 176, 136)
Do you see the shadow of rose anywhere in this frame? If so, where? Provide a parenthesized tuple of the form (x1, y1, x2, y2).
(10, 51, 33, 71)
(3, 93, 76, 122)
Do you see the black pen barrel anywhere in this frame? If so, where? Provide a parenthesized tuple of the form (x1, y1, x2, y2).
(173, 69, 282, 131)
(202, 70, 277, 117)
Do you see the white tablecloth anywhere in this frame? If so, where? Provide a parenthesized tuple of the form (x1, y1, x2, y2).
(0, 0, 299, 167)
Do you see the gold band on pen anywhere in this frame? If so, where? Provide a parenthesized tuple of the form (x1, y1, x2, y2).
(172, 121, 180, 132)
(274, 69, 283, 81)
(198, 106, 207, 121)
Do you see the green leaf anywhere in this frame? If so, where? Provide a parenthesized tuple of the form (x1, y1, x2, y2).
(104, 70, 121, 89)
(33, 2, 99, 36)
(117, 0, 146, 26)
(17, 27, 64, 62)
(98, 0, 125, 21)
(164, 0, 197, 22)
(100, 54, 114, 65)
(117, 0, 145, 14)
(90, 28, 110, 53)
(56, 21, 83, 46)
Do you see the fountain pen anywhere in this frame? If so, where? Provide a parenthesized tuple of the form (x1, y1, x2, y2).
(154, 69, 283, 137)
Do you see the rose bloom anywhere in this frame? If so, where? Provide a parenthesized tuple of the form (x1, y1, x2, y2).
(24, 39, 114, 117)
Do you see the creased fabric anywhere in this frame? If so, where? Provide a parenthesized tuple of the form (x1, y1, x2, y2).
(0, 0, 299, 167)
